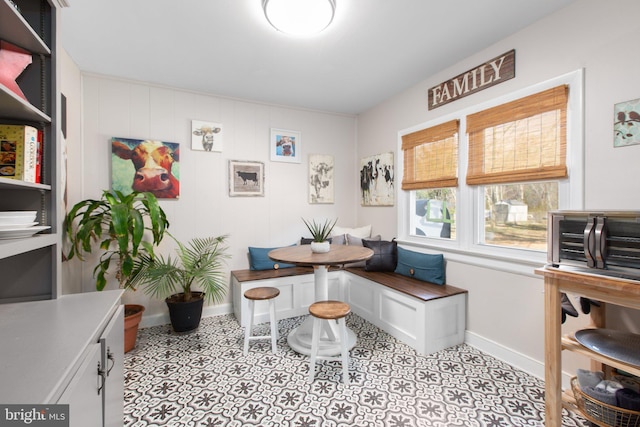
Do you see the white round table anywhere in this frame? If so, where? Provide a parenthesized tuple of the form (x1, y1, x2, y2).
(268, 244, 373, 356)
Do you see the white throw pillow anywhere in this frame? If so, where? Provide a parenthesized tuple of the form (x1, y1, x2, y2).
(332, 225, 372, 239)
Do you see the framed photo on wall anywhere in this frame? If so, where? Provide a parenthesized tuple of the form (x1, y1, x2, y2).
(270, 128, 301, 163)
(360, 151, 394, 206)
(309, 154, 334, 204)
(229, 160, 264, 197)
(191, 120, 223, 152)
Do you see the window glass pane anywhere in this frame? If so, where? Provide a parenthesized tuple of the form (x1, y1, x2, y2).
(411, 189, 456, 239)
(483, 182, 558, 250)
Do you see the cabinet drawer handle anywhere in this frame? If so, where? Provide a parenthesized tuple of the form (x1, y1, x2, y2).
(107, 347, 116, 376)
(97, 362, 105, 395)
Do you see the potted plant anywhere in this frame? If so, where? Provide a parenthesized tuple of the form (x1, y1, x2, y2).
(130, 234, 230, 333)
(64, 189, 170, 352)
(302, 217, 337, 253)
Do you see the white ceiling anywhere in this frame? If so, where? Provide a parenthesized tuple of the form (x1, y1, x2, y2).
(61, 0, 575, 115)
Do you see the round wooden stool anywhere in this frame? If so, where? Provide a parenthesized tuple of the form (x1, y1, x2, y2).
(308, 300, 351, 384)
(243, 287, 280, 355)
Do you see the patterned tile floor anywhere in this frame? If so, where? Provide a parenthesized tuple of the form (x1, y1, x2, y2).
(124, 314, 588, 427)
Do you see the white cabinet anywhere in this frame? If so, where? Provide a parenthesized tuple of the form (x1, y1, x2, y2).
(0, 290, 124, 425)
(58, 344, 103, 427)
(101, 305, 124, 427)
(59, 304, 123, 427)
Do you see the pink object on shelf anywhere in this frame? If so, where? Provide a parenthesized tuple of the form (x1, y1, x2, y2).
(0, 41, 32, 101)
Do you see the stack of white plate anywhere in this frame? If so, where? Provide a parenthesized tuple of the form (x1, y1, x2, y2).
(0, 211, 50, 239)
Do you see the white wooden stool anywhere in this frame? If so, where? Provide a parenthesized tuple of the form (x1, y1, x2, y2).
(243, 287, 280, 355)
(308, 300, 351, 384)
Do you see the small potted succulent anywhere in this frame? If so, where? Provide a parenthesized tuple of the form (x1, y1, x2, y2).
(302, 217, 337, 253)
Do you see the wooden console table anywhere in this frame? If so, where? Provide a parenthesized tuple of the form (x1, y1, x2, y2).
(536, 266, 640, 427)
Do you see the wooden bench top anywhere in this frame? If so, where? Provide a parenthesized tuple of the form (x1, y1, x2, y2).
(345, 268, 467, 302)
(231, 266, 467, 303)
(231, 267, 315, 282)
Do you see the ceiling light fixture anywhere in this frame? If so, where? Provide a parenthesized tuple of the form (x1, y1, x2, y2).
(262, 0, 336, 36)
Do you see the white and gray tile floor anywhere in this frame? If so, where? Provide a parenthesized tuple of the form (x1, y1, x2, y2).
(124, 314, 588, 426)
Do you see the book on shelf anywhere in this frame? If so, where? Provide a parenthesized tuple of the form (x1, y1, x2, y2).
(36, 128, 43, 183)
(0, 124, 38, 183)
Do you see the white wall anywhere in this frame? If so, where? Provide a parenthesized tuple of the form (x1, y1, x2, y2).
(356, 0, 640, 381)
(61, 71, 358, 322)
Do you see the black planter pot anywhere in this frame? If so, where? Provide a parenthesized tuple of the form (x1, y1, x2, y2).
(165, 292, 205, 332)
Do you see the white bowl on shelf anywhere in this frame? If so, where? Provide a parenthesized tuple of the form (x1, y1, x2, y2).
(0, 211, 37, 216)
(0, 211, 37, 224)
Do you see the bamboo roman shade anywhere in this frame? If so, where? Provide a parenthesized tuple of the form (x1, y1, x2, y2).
(401, 119, 459, 190)
(466, 85, 568, 185)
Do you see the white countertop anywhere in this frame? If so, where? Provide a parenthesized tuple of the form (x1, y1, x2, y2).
(0, 290, 123, 403)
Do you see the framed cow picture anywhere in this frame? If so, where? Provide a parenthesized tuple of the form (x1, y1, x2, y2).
(309, 154, 334, 204)
(360, 151, 394, 206)
(270, 128, 301, 163)
(229, 160, 264, 197)
(191, 120, 223, 152)
(111, 137, 180, 199)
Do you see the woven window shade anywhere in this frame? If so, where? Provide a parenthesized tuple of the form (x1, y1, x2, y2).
(466, 85, 568, 185)
(401, 119, 459, 190)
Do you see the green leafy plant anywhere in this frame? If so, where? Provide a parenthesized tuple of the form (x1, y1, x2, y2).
(130, 234, 230, 303)
(64, 190, 169, 291)
(302, 217, 338, 242)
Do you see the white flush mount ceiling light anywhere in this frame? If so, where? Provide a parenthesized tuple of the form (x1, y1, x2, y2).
(263, 0, 336, 36)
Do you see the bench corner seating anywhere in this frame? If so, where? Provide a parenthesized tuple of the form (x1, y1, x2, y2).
(231, 265, 467, 355)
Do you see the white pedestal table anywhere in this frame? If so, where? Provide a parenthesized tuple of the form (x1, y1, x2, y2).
(268, 244, 373, 356)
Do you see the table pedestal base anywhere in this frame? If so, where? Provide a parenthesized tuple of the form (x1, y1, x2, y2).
(287, 315, 357, 356)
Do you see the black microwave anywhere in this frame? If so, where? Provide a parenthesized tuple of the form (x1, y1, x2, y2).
(548, 210, 640, 280)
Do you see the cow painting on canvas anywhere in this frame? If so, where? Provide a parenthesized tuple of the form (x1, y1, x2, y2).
(111, 137, 180, 199)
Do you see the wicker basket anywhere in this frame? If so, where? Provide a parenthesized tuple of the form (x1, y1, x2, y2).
(571, 377, 640, 427)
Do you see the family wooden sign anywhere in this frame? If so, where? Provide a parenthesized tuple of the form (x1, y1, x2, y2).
(428, 49, 515, 110)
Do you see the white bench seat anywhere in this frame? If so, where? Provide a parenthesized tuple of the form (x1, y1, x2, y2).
(230, 266, 467, 355)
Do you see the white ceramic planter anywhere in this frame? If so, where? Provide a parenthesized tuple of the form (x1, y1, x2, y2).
(310, 241, 330, 253)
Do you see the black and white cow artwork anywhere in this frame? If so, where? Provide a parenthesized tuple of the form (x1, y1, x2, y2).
(309, 157, 334, 203)
(360, 152, 394, 206)
(237, 171, 258, 185)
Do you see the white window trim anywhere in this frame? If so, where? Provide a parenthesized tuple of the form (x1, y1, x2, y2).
(396, 69, 584, 278)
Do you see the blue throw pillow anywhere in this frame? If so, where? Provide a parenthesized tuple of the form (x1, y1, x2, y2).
(394, 247, 445, 285)
(248, 246, 296, 270)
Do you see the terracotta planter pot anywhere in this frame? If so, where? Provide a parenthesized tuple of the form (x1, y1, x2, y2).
(124, 304, 145, 353)
(165, 292, 204, 333)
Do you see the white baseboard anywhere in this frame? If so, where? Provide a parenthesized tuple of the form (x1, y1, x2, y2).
(465, 330, 574, 390)
(139, 303, 234, 329)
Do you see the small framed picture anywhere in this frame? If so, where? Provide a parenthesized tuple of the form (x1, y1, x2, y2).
(229, 160, 264, 197)
(192, 120, 223, 152)
(614, 98, 640, 147)
(270, 128, 301, 163)
(309, 154, 334, 204)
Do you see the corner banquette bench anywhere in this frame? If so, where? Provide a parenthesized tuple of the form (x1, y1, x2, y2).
(231, 264, 467, 355)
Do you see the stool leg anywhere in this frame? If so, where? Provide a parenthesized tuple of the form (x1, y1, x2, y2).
(269, 298, 278, 354)
(339, 317, 349, 385)
(244, 299, 255, 356)
(309, 317, 322, 382)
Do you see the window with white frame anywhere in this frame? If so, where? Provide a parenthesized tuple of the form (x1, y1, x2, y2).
(398, 71, 583, 263)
